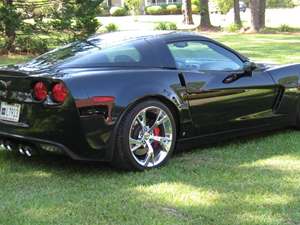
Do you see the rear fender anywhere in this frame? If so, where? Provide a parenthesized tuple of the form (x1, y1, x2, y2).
(63, 69, 194, 161)
(63, 69, 191, 125)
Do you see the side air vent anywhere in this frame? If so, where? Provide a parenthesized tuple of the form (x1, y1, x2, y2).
(178, 72, 186, 87)
(272, 87, 284, 112)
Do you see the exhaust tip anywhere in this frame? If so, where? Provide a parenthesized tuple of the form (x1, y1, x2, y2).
(4, 141, 13, 151)
(24, 146, 33, 157)
(18, 146, 25, 155)
(0, 140, 5, 150)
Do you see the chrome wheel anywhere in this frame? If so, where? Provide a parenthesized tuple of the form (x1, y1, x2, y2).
(129, 106, 173, 168)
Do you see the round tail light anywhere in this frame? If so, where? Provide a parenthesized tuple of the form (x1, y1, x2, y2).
(51, 82, 68, 103)
(33, 81, 48, 101)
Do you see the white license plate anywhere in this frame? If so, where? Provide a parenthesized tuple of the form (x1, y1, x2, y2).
(0, 102, 21, 122)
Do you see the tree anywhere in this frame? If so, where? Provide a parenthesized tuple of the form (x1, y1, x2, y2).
(198, 0, 212, 30)
(213, 0, 232, 14)
(233, 0, 241, 26)
(0, 0, 21, 53)
(0, 0, 103, 53)
(182, 0, 194, 25)
(50, 0, 103, 40)
(107, 0, 112, 8)
(249, 0, 266, 32)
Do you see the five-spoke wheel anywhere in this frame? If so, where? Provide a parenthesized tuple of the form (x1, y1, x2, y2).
(129, 106, 173, 167)
(113, 99, 176, 170)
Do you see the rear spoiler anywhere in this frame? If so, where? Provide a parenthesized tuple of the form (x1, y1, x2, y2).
(0, 68, 29, 77)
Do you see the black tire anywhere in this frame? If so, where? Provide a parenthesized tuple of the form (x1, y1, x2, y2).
(295, 100, 300, 129)
(112, 99, 177, 171)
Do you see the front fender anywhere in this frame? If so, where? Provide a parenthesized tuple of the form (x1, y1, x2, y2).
(267, 64, 300, 88)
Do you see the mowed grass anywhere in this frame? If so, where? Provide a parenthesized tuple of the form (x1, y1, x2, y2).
(0, 33, 300, 225)
(1, 131, 300, 225)
(0, 55, 32, 66)
(212, 33, 300, 64)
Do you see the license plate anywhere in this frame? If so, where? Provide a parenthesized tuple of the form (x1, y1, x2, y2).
(0, 102, 21, 122)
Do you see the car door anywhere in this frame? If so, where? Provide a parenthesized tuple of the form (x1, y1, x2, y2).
(167, 40, 278, 135)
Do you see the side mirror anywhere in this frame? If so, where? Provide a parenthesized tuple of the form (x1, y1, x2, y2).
(243, 61, 257, 74)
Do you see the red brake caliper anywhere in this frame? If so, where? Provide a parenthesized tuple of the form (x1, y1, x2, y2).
(153, 127, 160, 149)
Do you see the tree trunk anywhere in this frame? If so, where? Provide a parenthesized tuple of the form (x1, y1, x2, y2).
(198, 0, 212, 29)
(3, 0, 16, 53)
(182, 0, 194, 25)
(107, 0, 112, 8)
(233, 0, 241, 26)
(4, 31, 16, 54)
(250, 0, 266, 32)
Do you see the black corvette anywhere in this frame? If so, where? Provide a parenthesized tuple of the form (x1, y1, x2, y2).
(0, 31, 300, 170)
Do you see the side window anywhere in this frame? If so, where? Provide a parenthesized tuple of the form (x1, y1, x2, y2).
(101, 44, 141, 63)
(59, 42, 142, 67)
(167, 41, 244, 71)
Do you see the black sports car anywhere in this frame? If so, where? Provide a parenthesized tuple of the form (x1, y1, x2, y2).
(0, 31, 299, 170)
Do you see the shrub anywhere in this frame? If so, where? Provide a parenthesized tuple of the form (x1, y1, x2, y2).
(109, 7, 127, 16)
(191, 0, 200, 7)
(99, 8, 110, 16)
(225, 23, 242, 32)
(191, 4, 200, 13)
(213, 0, 232, 14)
(15, 35, 49, 54)
(145, 6, 164, 15)
(155, 22, 177, 30)
(166, 4, 180, 14)
(267, 0, 294, 8)
(124, 0, 142, 15)
(279, 24, 293, 32)
(105, 23, 119, 32)
(97, 3, 110, 16)
(174, 3, 183, 9)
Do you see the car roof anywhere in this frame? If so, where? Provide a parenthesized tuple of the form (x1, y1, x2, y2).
(86, 30, 248, 62)
(87, 31, 211, 44)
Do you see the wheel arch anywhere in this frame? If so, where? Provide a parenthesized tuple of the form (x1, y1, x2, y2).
(109, 94, 181, 161)
(120, 95, 181, 137)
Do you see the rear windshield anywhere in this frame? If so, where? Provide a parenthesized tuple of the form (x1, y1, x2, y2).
(21, 38, 155, 70)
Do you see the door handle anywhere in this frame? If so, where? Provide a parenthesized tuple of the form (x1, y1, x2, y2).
(223, 74, 239, 83)
(223, 72, 247, 84)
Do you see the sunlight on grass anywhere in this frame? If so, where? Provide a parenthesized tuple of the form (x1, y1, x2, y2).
(240, 155, 300, 172)
(135, 182, 220, 207)
(1, 131, 300, 225)
(243, 193, 293, 205)
(237, 212, 284, 225)
(209, 33, 300, 64)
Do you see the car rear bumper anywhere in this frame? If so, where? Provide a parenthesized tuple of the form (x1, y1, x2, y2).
(0, 99, 116, 162)
(0, 129, 113, 161)
(0, 69, 117, 162)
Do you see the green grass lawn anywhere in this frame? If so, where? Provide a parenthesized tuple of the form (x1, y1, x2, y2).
(212, 33, 300, 64)
(0, 55, 32, 66)
(0, 33, 300, 225)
